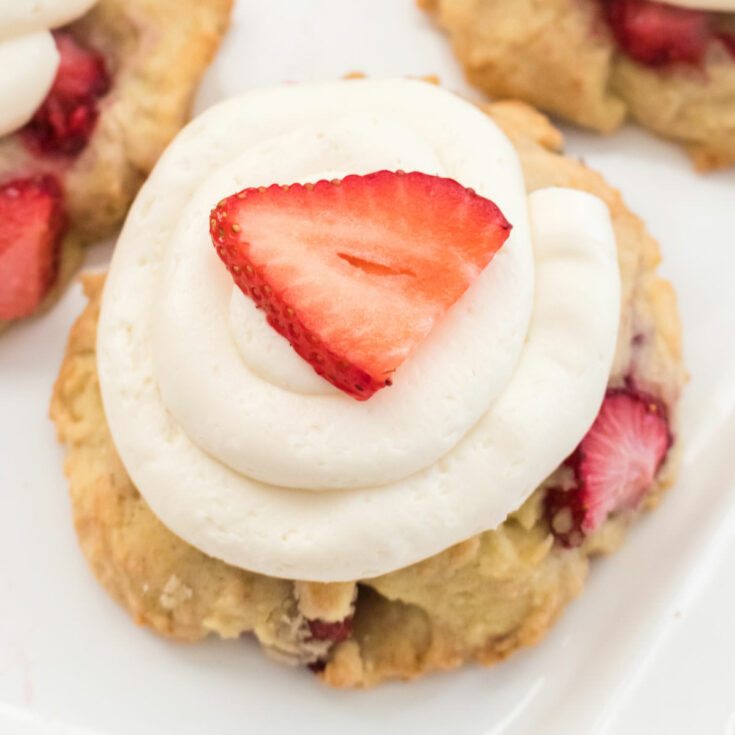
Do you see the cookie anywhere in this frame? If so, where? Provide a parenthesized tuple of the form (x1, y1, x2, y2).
(50, 99, 685, 687)
(420, 0, 735, 170)
(0, 0, 232, 330)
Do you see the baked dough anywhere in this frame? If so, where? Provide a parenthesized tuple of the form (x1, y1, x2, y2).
(0, 0, 232, 331)
(420, 0, 735, 170)
(50, 100, 686, 687)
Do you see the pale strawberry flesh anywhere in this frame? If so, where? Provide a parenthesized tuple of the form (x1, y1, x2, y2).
(0, 176, 66, 320)
(545, 388, 672, 547)
(210, 171, 512, 400)
(22, 31, 110, 156)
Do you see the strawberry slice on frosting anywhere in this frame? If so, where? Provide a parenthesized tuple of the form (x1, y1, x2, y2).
(210, 171, 512, 400)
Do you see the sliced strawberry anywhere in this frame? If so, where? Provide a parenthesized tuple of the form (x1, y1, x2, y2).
(211, 171, 511, 400)
(603, 0, 712, 67)
(0, 176, 66, 320)
(22, 31, 110, 157)
(545, 388, 673, 547)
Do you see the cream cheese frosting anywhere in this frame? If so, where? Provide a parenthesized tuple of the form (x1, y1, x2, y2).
(0, 0, 99, 138)
(97, 79, 621, 582)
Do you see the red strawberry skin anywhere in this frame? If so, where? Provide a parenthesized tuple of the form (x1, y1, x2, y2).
(22, 31, 110, 157)
(210, 171, 512, 400)
(717, 30, 735, 61)
(306, 615, 354, 672)
(545, 388, 672, 547)
(0, 176, 66, 320)
(307, 616, 354, 643)
(603, 0, 712, 67)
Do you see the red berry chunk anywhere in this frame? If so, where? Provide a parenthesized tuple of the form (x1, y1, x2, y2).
(603, 0, 712, 66)
(307, 616, 354, 643)
(716, 30, 735, 60)
(22, 31, 110, 157)
(210, 171, 512, 400)
(0, 176, 66, 320)
(545, 388, 672, 546)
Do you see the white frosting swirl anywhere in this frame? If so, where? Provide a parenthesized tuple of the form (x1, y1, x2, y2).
(152, 148, 533, 489)
(0, 0, 99, 138)
(98, 79, 621, 581)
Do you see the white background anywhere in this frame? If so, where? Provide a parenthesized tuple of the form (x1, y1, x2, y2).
(1, 1, 735, 733)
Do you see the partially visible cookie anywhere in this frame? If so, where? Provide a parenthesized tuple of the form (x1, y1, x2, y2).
(51, 99, 685, 687)
(0, 0, 232, 330)
(420, 0, 735, 169)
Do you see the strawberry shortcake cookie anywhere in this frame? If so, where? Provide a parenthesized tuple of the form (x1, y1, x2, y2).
(420, 0, 735, 169)
(0, 0, 231, 329)
(51, 79, 685, 687)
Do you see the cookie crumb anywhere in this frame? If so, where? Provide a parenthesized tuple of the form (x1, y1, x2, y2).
(159, 575, 193, 610)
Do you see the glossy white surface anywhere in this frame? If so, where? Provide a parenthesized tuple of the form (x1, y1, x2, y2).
(1, 0, 734, 732)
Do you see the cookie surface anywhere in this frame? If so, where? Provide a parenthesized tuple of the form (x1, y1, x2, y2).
(0, 0, 232, 331)
(420, 0, 735, 170)
(50, 100, 686, 687)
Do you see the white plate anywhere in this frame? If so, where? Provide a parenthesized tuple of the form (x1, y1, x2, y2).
(1, 1, 735, 733)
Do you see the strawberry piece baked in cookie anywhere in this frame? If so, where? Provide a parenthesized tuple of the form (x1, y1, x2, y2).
(420, 0, 735, 169)
(0, 0, 231, 331)
(51, 79, 686, 688)
(22, 31, 111, 157)
(603, 0, 714, 66)
(545, 387, 673, 546)
(0, 177, 65, 321)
